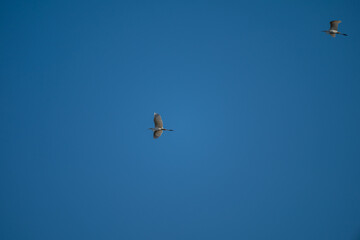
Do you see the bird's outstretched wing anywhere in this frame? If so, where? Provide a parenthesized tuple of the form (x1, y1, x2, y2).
(330, 20, 341, 31)
(154, 113, 163, 128)
(153, 130, 163, 139)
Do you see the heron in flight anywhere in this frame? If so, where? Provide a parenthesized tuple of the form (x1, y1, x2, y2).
(149, 113, 174, 139)
(323, 20, 348, 37)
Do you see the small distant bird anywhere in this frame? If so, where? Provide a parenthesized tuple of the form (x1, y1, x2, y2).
(149, 113, 174, 139)
(322, 20, 348, 37)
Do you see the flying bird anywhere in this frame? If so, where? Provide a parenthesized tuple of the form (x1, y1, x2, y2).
(322, 20, 348, 37)
(149, 113, 174, 139)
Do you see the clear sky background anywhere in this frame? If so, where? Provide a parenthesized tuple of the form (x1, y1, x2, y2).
(1, 0, 360, 239)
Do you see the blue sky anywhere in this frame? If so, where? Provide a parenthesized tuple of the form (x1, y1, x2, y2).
(1, 0, 360, 239)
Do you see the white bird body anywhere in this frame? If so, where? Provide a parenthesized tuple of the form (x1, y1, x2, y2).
(149, 127, 163, 131)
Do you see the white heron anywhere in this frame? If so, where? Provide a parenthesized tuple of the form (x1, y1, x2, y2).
(322, 20, 348, 37)
(149, 113, 174, 139)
